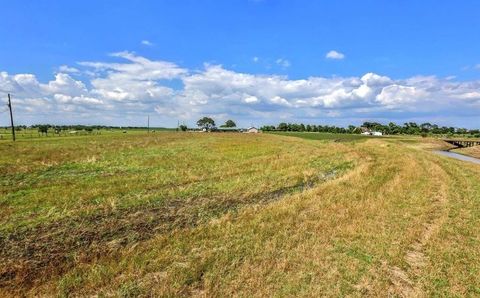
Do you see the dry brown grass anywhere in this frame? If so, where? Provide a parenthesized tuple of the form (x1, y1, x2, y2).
(452, 146, 480, 159)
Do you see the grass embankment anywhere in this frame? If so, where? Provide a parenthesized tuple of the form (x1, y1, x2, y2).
(1, 132, 480, 296)
(452, 146, 480, 159)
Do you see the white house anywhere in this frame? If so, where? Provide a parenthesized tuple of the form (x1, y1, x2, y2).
(245, 127, 259, 133)
(361, 131, 383, 136)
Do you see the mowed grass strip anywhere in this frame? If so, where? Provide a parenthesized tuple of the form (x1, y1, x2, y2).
(0, 132, 354, 293)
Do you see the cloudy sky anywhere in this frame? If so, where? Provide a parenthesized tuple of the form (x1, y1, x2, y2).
(1, 1, 480, 128)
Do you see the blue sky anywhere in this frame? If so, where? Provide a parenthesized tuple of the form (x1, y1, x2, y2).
(1, 0, 480, 128)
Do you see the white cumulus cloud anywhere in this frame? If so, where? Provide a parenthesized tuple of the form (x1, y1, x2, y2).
(376, 85, 429, 107)
(58, 65, 80, 73)
(275, 58, 291, 68)
(244, 95, 259, 103)
(141, 40, 154, 46)
(326, 50, 345, 60)
(2, 53, 480, 127)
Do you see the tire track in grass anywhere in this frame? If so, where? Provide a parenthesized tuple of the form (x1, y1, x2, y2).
(387, 159, 450, 297)
(0, 166, 345, 294)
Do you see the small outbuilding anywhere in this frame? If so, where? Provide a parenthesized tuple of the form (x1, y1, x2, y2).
(360, 129, 383, 136)
(245, 127, 259, 133)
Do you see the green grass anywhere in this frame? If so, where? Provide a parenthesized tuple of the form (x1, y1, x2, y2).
(1, 132, 480, 297)
(269, 131, 369, 141)
(0, 127, 174, 141)
(0, 133, 351, 233)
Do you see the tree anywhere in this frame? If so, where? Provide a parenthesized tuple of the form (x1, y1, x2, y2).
(221, 120, 236, 128)
(420, 122, 433, 133)
(179, 124, 188, 131)
(197, 117, 215, 130)
(38, 125, 48, 135)
(260, 125, 275, 131)
(348, 125, 357, 134)
(277, 122, 288, 131)
(388, 122, 401, 135)
(362, 122, 382, 129)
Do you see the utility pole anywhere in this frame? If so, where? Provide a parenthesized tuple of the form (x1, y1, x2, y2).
(7, 94, 15, 141)
(147, 115, 150, 133)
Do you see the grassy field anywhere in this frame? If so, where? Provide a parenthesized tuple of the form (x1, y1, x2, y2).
(1, 132, 480, 296)
(269, 131, 369, 141)
(0, 128, 173, 141)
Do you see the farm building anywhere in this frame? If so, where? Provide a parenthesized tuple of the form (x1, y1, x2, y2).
(245, 127, 259, 133)
(361, 131, 383, 136)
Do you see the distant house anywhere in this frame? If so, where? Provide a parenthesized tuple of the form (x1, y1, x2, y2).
(245, 127, 259, 133)
(361, 130, 383, 136)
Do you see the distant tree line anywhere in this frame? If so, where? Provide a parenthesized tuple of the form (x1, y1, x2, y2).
(261, 121, 480, 137)
(261, 123, 356, 134)
(29, 124, 150, 130)
(4, 125, 171, 130)
(0, 124, 153, 131)
(1, 124, 171, 136)
(3, 121, 479, 137)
